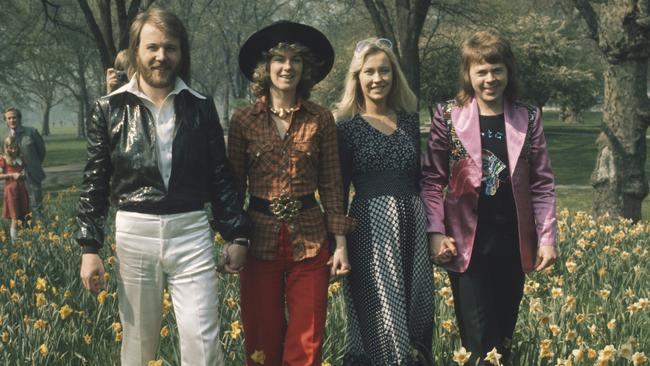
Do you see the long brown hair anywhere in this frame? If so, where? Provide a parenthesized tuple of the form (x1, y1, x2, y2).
(456, 30, 520, 106)
(127, 7, 191, 82)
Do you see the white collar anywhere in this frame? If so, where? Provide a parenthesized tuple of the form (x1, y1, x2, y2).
(108, 74, 206, 100)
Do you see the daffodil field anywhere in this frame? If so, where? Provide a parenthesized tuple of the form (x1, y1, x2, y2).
(0, 191, 648, 365)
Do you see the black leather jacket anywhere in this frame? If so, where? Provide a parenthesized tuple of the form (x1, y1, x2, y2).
(76, 90, 251, 253)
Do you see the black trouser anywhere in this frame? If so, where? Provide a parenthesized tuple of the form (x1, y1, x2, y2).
(448, 249, 525, 365)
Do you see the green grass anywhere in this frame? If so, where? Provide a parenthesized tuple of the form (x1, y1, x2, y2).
(9, 114, 650, 217)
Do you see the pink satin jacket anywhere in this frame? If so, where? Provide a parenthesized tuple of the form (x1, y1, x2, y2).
(420, 98, 556, 273)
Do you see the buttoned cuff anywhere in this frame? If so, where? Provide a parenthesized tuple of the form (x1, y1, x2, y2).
(326, 214, 357, 235)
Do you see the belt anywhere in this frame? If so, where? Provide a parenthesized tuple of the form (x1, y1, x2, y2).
(249, 193, 318, 221)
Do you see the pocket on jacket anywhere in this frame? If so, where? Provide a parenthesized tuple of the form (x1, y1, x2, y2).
(293, 141, 319, 177)
(247, 142, 276, 175)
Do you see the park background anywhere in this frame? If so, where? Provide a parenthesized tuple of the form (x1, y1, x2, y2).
(0, 0, 648, 365)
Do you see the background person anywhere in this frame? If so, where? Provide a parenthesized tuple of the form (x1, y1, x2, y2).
(334, 37, 434, 365)
(420, 30, 558, 365)
(3, 107, 45, 224)
(105, 49, 130, 94)
(228, 21, 354, 366)
(0, 135, 29, 242)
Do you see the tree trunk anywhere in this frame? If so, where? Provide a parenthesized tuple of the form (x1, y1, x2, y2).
(591, 60, 649, 220)
(41, 101, 51, 136)
(223, 80, 230, 130)
(77, 99, 86, 139)
(559, 105, 580, 123)
(401, 41, 420, 100)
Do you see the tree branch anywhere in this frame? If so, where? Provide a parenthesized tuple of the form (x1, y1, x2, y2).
(77, 0, 112, 69)
(570, 0, 600, 42)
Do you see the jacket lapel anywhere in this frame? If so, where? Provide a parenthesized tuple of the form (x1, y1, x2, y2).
(452, 98, 482, 170)
(504, 100, 528, 176)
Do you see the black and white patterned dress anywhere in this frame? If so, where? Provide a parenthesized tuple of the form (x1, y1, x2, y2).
(337, 112, 435, 366)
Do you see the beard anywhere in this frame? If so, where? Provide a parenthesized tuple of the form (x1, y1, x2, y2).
(137, 58, 179, 89)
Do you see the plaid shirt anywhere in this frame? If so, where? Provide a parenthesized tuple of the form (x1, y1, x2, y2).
(228, 99, 355, 261)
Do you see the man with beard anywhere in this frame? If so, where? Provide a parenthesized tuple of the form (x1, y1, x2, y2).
(76, 7, 251, 366)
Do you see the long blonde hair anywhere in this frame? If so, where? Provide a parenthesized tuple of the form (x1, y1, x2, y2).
(333, 38, 417, 121)
(3, 135, 21, 166)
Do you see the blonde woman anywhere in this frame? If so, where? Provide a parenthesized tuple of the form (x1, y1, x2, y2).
(334, 38, 434, 365)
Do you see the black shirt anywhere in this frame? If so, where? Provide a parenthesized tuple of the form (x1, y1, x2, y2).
(474, 114, 518, 255)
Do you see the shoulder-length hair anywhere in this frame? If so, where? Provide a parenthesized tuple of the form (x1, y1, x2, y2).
(456, 30, 519, 106)
(3, 135, 21, 165)
(250, 42, 320, 101)
(127, 7, 191, 82)
(333, 38, 417, 121)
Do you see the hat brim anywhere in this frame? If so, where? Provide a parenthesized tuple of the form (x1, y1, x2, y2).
(238, 21, 334, 83)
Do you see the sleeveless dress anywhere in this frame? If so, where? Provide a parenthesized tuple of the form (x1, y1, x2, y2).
(0, 156, 30, 219)
(337, 112, 434, 365)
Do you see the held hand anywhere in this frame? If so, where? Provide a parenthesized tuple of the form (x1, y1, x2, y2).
(216, 244, 247, 274)
(535, 246, 558, 271)
(429, 233, 457, 265)
(327, 235, 351, 279)
(12, 173, 20, 180)
(80, 253, 106, 294)
(225, 243, 247, 272)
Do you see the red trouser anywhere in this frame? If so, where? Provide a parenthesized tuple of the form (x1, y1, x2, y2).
(240, 223, 330, 366)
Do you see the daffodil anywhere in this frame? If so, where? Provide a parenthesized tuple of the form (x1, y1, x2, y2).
(160, 326, 170, 337)
(230, 321, 242, 339)
(251, 350, 266, 364)
(601, 345, 616, 359)
(97, 290, 108, 304)
(35, 277, 47, 291)
(606, 319, 616, 330)
(632, 352, 647, 366)
(111, 322, 122, 332)
(39, 343, 48, 356)
(59, 304, 73, 320)
(572, 348, 584, 362)
(33, 319, 47, 330)
(484, 347, 502, 365)
(35, 293, 46, 307)
(452, 347, 471, 365)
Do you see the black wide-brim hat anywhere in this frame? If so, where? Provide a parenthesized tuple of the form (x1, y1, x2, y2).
(238, 21, 334, 83)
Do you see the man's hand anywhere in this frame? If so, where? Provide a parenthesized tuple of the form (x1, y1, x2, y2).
(429, 233, 457, 265)
(535, 246, 558, 271)
(106, 68, 119, 94)
(327, 235, 351, 279)
(216, 243, 247, 274)
(80, 253, 106, 294)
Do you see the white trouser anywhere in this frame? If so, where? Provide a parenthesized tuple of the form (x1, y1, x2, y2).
(115, 210, 223, 366)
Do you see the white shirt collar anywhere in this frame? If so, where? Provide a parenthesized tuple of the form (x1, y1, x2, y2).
(108, 74, 206, 100)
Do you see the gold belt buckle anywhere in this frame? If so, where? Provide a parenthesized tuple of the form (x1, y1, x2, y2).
(269, 191, 302, 221)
